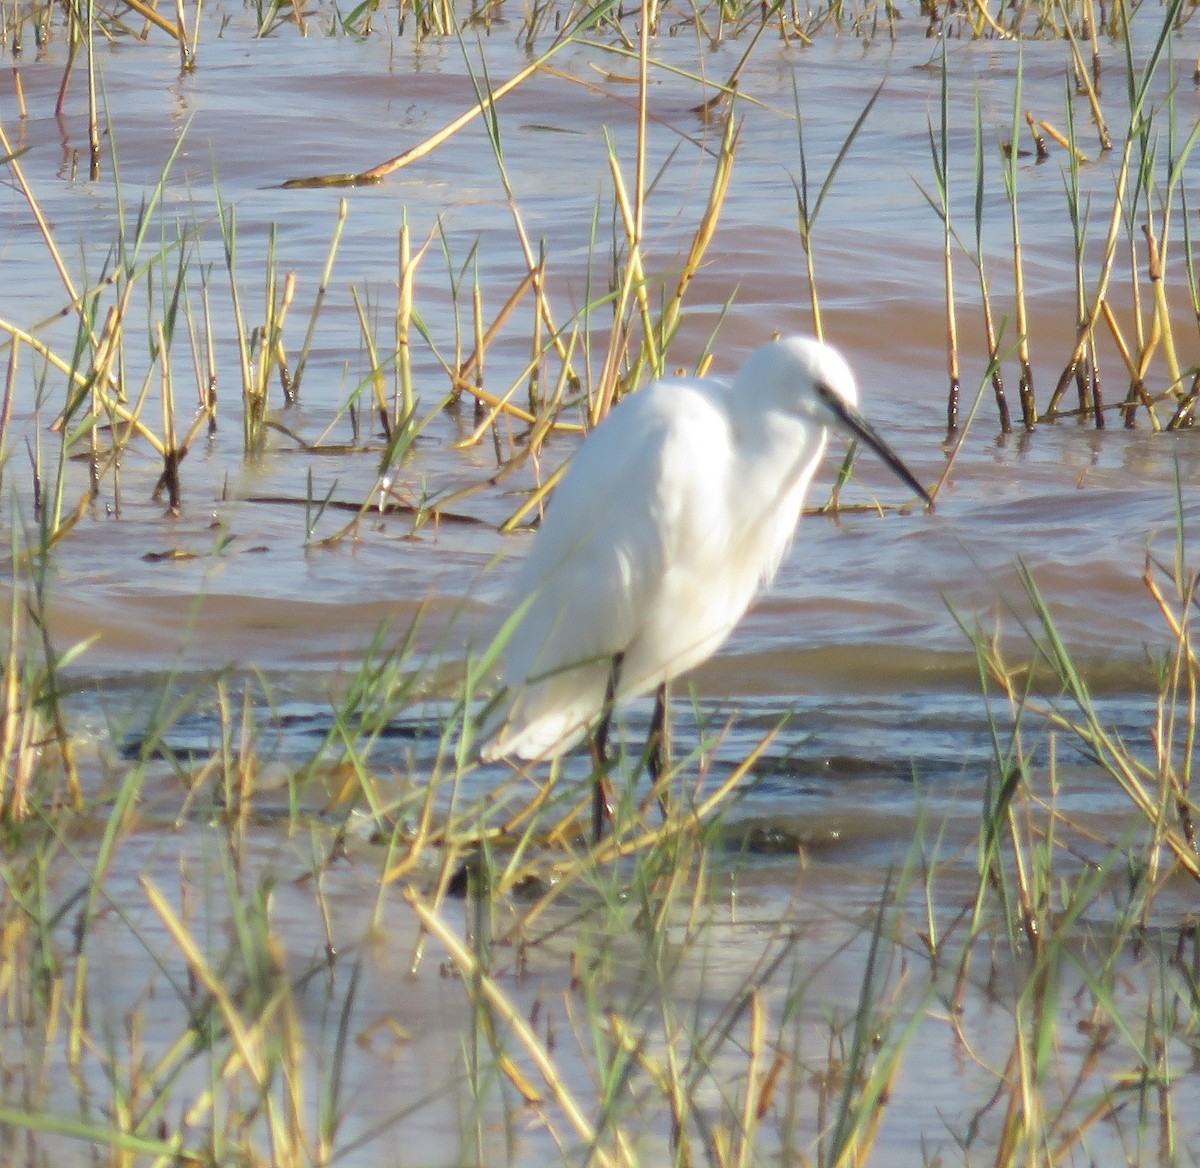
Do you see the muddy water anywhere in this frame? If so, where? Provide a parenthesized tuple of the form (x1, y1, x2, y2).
(3, 5, 1200, 1165)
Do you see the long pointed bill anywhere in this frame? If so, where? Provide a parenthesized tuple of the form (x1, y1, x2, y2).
(821, 390, 934, 509)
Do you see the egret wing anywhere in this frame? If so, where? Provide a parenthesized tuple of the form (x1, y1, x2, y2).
(485, 379, 731, 759)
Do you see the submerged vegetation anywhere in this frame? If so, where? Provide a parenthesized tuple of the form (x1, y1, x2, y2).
(1, 0, 1200, 1162)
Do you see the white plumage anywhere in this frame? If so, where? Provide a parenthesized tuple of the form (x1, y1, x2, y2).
(483, 335, 930, 765)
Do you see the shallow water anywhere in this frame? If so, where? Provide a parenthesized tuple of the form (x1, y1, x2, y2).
(5, 8, 1198, 685)
(2, 2, 1200, 1163)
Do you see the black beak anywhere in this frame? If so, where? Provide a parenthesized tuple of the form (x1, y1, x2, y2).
(819, 385, 934, 509)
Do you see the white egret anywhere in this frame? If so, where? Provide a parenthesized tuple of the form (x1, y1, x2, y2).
(482, 335, 933, 839)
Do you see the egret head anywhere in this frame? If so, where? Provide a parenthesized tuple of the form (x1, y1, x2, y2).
(743, 335, 933, 509)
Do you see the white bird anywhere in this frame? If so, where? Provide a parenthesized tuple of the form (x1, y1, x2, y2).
(482, 335, 932, 838)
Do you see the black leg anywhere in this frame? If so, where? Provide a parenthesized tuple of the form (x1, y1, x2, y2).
(589, 652, 624, 844)
(646, 682, 672, 821)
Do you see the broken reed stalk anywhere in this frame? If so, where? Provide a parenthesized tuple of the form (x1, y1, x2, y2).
(86, 340, 100, 500)
(121, 0, 184, 37)
(1059, 0, 1111, 152)
(0, 317, 163, 455)
(1035, 117, 1090, 163)
(1168, 372, 1200, 429)
(1121, 204, 1151, 421)
(451, 328, 586, 463)
(452, 263, 543, 425)
(1023, 110, 1048, 161)
(280, 2, 613, 189)
(1124, 218, 1166, 426)
(175, 0, 196, 70)
(275, 275, 297, 401)
(1143, 217, 1184, 404)
(634, 0, 650, 247)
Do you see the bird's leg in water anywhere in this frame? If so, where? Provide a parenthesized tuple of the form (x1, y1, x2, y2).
(644, 683, 672, 821)
(590, 652, 624, 843)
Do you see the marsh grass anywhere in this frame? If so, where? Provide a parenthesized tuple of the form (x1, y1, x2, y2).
(937, 517, 1200, 1161)
(9, 593, 1200, 1166)
(2, 527, 1200, 1165)
(2, 492, 1200, 1166)
(6, 0, 1198, 533)
(913, 0, 1200, 436)
(0, 525, 85, 819)
(4, 0, 1200, 1162)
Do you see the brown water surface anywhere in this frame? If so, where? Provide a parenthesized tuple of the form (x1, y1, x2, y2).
(2, 6, 1200, 1164)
